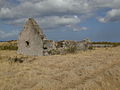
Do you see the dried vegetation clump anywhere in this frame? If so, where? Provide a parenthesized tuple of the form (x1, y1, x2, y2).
(0, 40, 18, 50)
(0, 46, 120, 90)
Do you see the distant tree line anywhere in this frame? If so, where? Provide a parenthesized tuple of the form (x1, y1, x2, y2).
(92, 41, 120, 47)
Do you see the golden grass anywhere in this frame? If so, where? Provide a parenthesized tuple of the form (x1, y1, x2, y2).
(0, 40, 17, 46)
(0, 47, 120, 90)
(0, 41, 18, 50)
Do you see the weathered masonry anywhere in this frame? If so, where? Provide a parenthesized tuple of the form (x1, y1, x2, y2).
(17, 18, 91, 56)
(17, 18, 46, 56)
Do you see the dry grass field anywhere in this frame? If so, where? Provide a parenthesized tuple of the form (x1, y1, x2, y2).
(0, 46, 120, 90)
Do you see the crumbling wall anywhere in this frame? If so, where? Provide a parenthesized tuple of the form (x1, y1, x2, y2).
(43, 40, 57, 56)
(43, 39, 91, 56)
(17, 18, 45, 56)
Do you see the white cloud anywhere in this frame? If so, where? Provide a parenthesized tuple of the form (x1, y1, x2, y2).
(0, 30, 19, 39)
(38, 16, 80, 29)
(93, 0, 120, 23)
(93, 0, 120, 8)
(1, 0, 120, 40)
(1, 0, 120, 21)
(0, 8, 13, 18)
(98, 9, 120, 23)
(73, 27, 87, 32)
(0, 0, 120, 31)
(2, 0, 120, 39)
(0, 0, 95, 19)
(97, 17, 106, 23)
(0, 0, 8, 8)
(0, 0, 93, 32)
(6, 16, 80, 29)
(7, 18, 27, 25)
(67, 24, 87, 32)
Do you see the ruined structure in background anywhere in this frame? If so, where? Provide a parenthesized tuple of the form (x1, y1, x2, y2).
(18, 18, 91, 56)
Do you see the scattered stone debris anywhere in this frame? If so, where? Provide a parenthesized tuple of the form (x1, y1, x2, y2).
(18, 18, 91, 56)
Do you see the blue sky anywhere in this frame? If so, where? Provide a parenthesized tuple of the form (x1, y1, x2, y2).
(0, 0, 120, 42)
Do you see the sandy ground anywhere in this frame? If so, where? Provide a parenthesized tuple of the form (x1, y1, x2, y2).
(0, 47, 120, 90)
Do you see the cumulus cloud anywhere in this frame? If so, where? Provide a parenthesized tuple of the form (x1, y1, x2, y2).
(0, 0, 120, 21)
(0, 0, 95, 19)
(0, 0, 8, 8)
(1, 0, 120, 40)
(94, 0, 120, 8)
(98, 9, 120, 23)
(94, 0, 120, 23)
(0, 8, 13, 19)
(7, 18, 27, 25)
(0, 0, 96, 35)
(38, 16, 80, 29)
(97, 17, 106, 23)
(0, 30, 19, 39)
(0, 0, 120, 33)
(67, 24, 87, 32)
(6, 16, 80, 30)
(73, 27, 87, 32)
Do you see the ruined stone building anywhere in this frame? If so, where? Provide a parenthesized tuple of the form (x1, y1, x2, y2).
(17, 18, 46, 56)
(18, 18, 90, 56)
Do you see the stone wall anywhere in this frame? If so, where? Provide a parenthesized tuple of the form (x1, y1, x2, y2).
(17, 18, 45, 56)
(43, 39, 91, 56)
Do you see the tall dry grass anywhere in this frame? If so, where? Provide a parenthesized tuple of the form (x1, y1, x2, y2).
(0, 47, 120, 90)
(0, 40, 18, 50)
